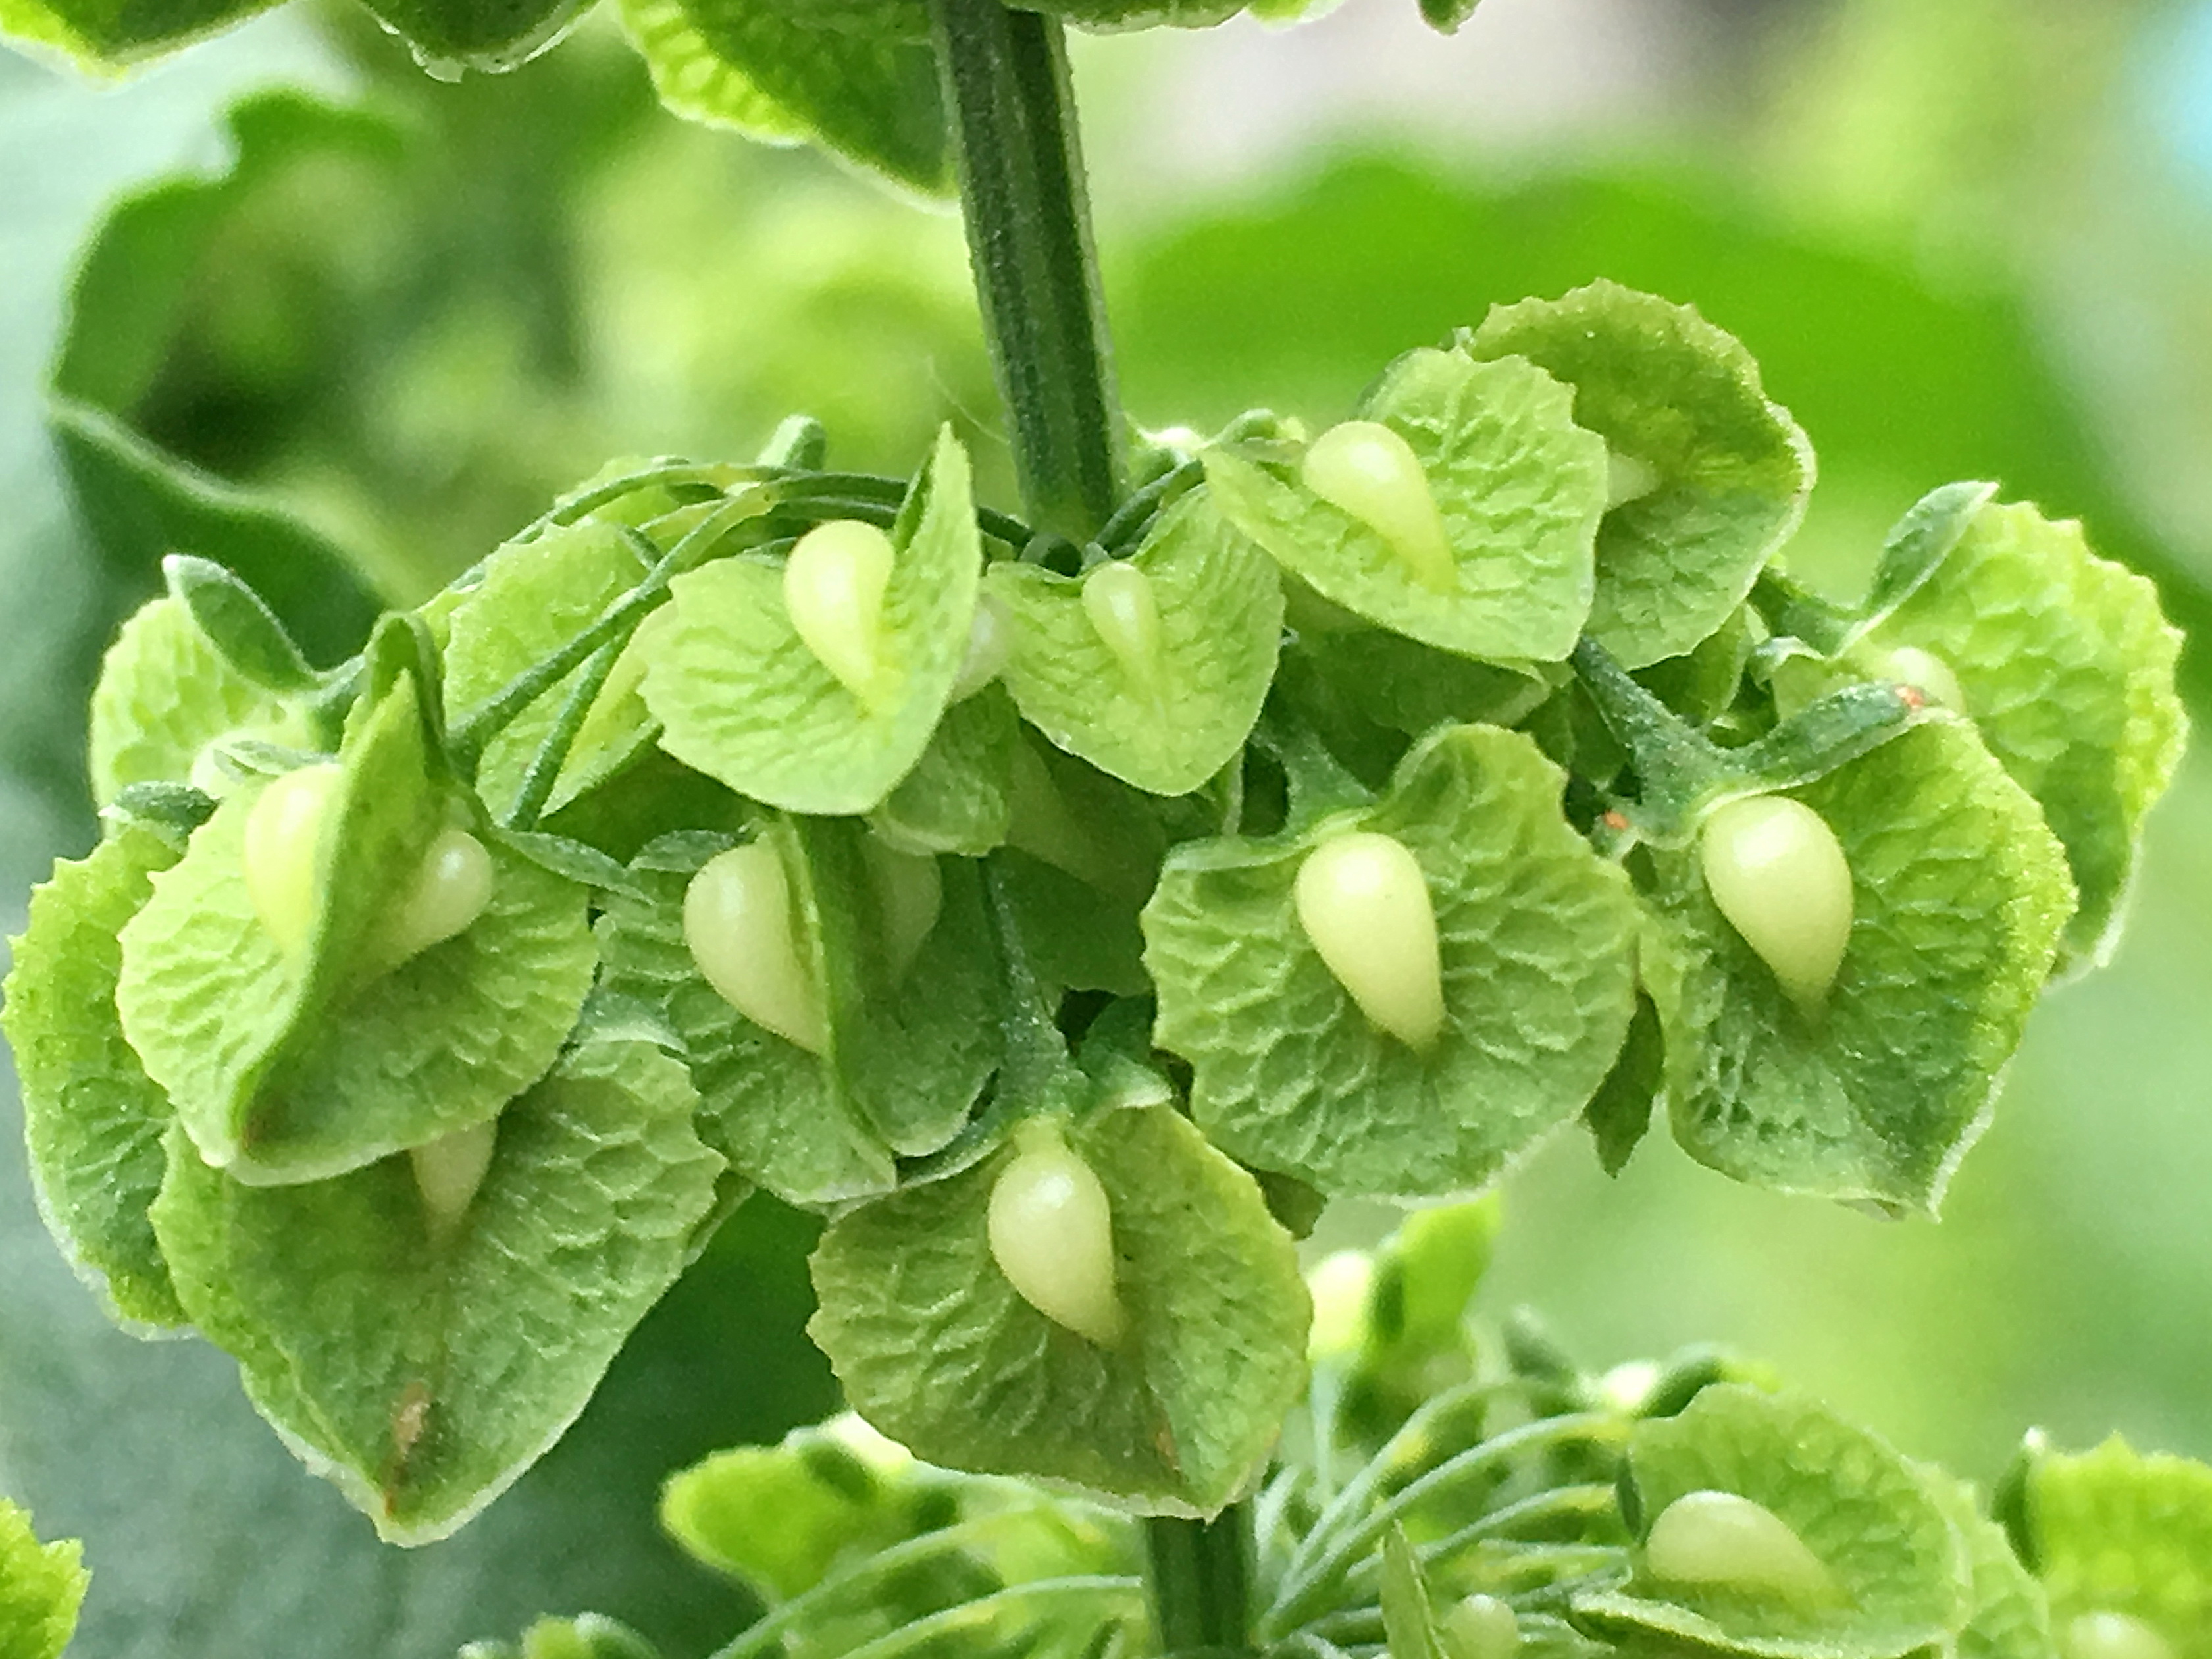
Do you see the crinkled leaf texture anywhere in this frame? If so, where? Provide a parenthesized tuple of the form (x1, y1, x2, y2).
(1872, 498, 2185, 974)
(3, 824, 187, 1329)
(808, 1103, 1310, 1516)
(988, 491, 1283, 794)
(645, 430, 981, 814)
(1143, 724, 1639, 1198)
(88, 596, 299, 808)
(2027, 1436, 2212, 1658)
(1577, 1384, 1970, 1658)
(1922, 1473, 2055, 1659)
(149, 1038, 723, 1545)
(0, 1498, 88, 1659)
(618, 0, 948, 196)
(444, 519, 658, 823)
(117, 675, 596, 1182)
(1203, 348, 1606, 664)
(596, 827, 998, 1207)
(1642, 721, 2074, 1216)
(1464, 281, 1814, 670)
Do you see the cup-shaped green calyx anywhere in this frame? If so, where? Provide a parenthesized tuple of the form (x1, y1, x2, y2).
(684, 840, 827, 1055)
(244, 762, 342, 957)
(1294, 830, 1447, 1051)
(1080, 561, 1164, 692)
(985, 1120, 1127, 1348)
(1645, 1489, 1839, 1605)
(2064, 1614, 2175, 1659)
(1302, 420, 1457, 591)
(1698, 796, 1853, 1016)
(784, 519, 896, 704)
(1445, 1594, 1520, 1659)
(409, 1117, 498, 1241)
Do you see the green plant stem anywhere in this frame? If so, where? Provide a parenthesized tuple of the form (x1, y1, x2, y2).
(929, 0, 1125, 543)
(1146, 1511, 1256, 1656)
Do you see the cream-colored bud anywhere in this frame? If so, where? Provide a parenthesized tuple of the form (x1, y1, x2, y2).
(1302, 421, 1458, 592)
(410, 1118, 498, 1240)
(685, 841, 827, 1054)
(987, 1121, 1127, 1348)
(1699, 796, 1853, 1016)
(784, 519, 896, 702)
(1294, 831, 1447, 1050)
(1081, 560, 1164, 691)
(1645, 1490, 1836, 1604)
(242, 764, 342, 957)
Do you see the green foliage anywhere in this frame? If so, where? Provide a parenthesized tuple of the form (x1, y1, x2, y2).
(1145, 724, 1639, 1198)
(0, 1499, 88, 1659)
(3, 822, 187, 1329)
(617, 0, 948, 194)
(1204, 350, 1608, 664)
(152, 1038, 723, 1544)
(808, 1103, 1310, 1515)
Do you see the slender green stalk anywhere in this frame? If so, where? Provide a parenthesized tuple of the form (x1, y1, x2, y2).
(1146, 1511, 1257, 1656)
(929, 0, 1125, 542)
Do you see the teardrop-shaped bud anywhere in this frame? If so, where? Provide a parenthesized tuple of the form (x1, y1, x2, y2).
(243, 762, 342, 957)
(1698, 796, 1853, 1016)
(1302, 420, 1457, 592)
(1866, 643, 1966, 713)
(1645, 1490, 1836, 1605)
(410, 1117, 498, 1241)
(987, 1121, 1126, 1347)
(1607, 448, 1662, 510)
(784, 519, 896, 702)
(863, 836, 942, 981)
(1444, 1594, 1520, 1659)
(950, 594, 1012, 702)
(1081, 560, 1164, 692)
(1295, 830, 1447, 1051)
(684, 840, 827, 1054)
(373, 827, 494, 972)
(2065, 1613, 2175, 1659)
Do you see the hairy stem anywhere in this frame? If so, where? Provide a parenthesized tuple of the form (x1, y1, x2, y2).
(929, 0, 1125, 543)
(1146, 1511, 1257, 1657)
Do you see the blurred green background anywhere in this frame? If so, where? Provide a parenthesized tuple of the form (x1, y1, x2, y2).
(5, 0, 2212, 1652)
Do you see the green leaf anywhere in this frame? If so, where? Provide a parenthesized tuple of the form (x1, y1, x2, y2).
(1576, 1384, 1970, 1658)
(86, 596, 303, 808)
(149, 1038, 723, 1544)
(660, 1419, 947, 1602)
(1870, 498, 2186, 972)
(1202, 349, 1606, 664)
(592, 832, 897, 1207)
(1922, 1473, 2055, 1659)
(0, 1499, 87, 1659)
(0, 0, 269, 72)
(1416, 0, 1478, 30)
(1381, 1524, 1450, 1659)
(798, 817, 1005, 1157)
(117, 675, 596, 1182)
(1583, 995, 1663, 1178)
(49, 396, 378, 666)
(987, 492, 1283, 795)
(355, 0, 589, 72)
(645, 431, 981, 815)
(3, 824, 188, 1329)
(1143, 724, 1639, 1198)
(992, 849, 1150, 998)
(444, 519, 657, 823)
(1462, 282, 1814, 669)
(869, 686, 1019, 858)
(808, 1103, 1310, 1515)
(1641, 721, 2074, 1215)
(617, 0, 949, 195)
(2022, 1436, 2212, 1659)
(1287, 627, 1555, 743)
(163, 554, 319, 693)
